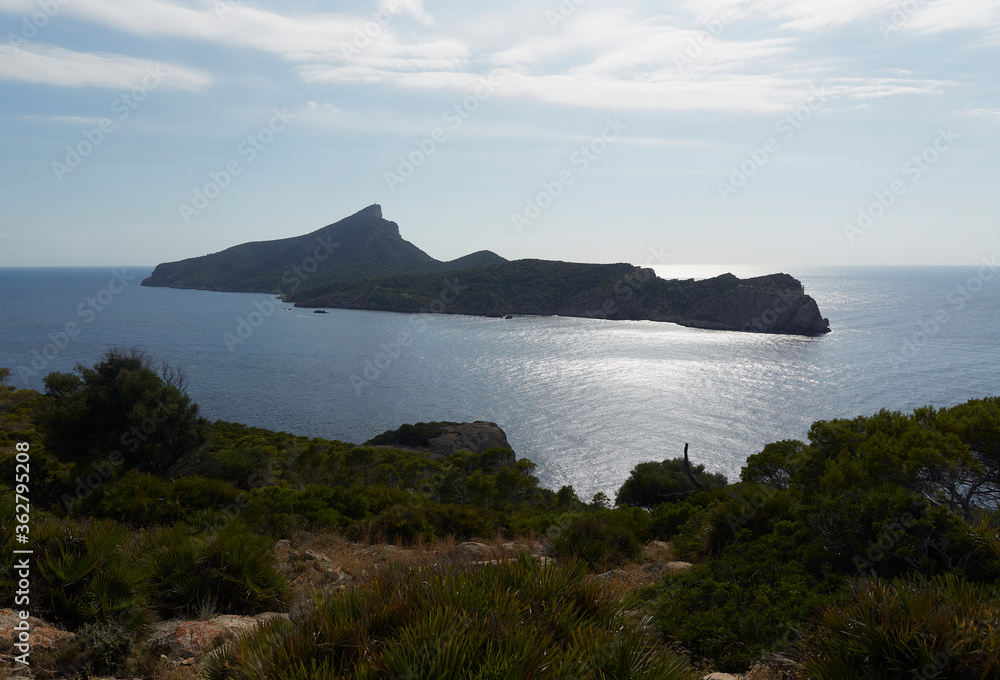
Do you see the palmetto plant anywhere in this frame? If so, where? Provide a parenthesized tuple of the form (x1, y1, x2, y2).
(142, 518, 289, 617)
(34, 519, 151, 632)
(204, 554, 698, 680)
(803, 573, 1000, 680)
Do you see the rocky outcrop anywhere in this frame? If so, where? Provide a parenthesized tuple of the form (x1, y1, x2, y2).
(0, 608, 75, 656)
(552, 271, 829, 335)
(272, 542, 352, 596)
(645, 273, 831, 335)
(365, 421, 515, 463)
(149, 613, 288, 661)
(420, 422, 513, 458)
(292, 260, 831, 336)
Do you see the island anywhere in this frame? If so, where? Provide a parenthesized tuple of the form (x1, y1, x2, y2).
(142, 205, 830, 335)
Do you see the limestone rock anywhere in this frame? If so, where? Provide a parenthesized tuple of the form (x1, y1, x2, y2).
(453, 541, 494, 562)
(149, 613, 287, 660)
(0, 608, 76, 655)
(366, 421, 515, 461)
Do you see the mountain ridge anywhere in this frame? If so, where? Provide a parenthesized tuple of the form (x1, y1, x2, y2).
(141, 204, 506, 294)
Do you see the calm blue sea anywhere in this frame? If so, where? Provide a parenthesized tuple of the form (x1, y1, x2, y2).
(1, 265, 998, 499)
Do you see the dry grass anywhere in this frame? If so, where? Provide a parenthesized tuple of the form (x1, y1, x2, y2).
(281, 530, 545, 577)
(742, 660, 805, 679)
(583, 541, 693, 591)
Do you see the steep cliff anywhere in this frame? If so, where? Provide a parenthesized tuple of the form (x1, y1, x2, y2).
(290, 261, 831, 336)
(365, 421, 515, 465)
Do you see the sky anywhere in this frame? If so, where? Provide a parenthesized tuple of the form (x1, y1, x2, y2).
(0, 0, 997, 268)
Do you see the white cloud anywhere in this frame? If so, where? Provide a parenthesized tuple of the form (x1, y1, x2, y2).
(0, 43, 212, 90)
(755, 0, 894, 31)
(0, 0, 979, 112)
(25, 114, 113, 124)
(906, 0, 1000, 35)
(0, 0, 452, 62)
(686, 0, 1000, 33)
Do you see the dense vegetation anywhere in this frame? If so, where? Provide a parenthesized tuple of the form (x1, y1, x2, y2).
(285, 259, 824, 334)
(203, 555, 697, 680)
(3, 351, 1000, 678)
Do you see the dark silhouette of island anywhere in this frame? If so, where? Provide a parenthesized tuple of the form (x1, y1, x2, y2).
(142, 205, 830, 335)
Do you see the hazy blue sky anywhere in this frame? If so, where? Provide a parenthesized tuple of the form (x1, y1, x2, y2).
(0, 0, 997, 267)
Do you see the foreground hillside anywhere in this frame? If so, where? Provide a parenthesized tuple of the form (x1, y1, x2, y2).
(3, 352, 1000, 679)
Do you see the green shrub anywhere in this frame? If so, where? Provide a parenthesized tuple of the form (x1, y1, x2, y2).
(203, 555, 698, 680)
(348, 503, 436, 544)
(703, 486, 795, 556)
(169, 476, 243, 515)
(54, 620, 144, 677)
(802, 573, 1000, 679)
(37, 347, 208, 475)
(654, 522, 837, 671)
(143, 520, 288, 617)
(87, 471, 177, 525)
(552, 508, 648, 571)
(616, 457, 728, 509)
(187, 445, 275, 489)
(21, 519, 153, 634)
(739, 439, 805, 489)
(807, 484, 1000, 581)
(424, 502, 504, 539)
(649, 501, 702, 540)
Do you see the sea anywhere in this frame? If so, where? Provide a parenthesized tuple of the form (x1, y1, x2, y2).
(1, 264, 998, 500)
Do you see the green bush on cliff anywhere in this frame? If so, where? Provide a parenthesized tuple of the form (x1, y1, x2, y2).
(616, 457, 728, 509)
